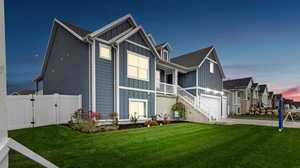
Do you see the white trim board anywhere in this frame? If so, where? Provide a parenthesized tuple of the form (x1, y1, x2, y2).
(128, 98, 148, 119)
(92, 40, 96, 112)
(119, 86, 155, 93)
(125, 40, 152, 51)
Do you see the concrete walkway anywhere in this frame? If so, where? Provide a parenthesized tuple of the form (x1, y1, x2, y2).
(217, 118, 300, 129)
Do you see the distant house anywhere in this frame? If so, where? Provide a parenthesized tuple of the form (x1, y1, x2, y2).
(10, 89, 36, 95)
(34, 14, 227, 121)
(223, 77, 253, 114)
(258, 85, 268, 107)
(294, 102, 300, 109)
(251, 83, 259, 107)
(273, 94, 282, 108)
(268, 91, 274, 108)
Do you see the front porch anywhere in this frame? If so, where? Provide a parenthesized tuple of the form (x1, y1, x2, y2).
(156, 62, 179, 95)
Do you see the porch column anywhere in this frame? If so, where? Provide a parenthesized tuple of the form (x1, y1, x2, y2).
(173, 69, 178, 94)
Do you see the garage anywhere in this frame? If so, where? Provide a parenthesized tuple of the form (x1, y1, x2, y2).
(199, 94, 227, 120)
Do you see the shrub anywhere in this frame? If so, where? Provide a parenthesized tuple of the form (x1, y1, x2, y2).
(144, 120, 159, 127)
(162, 119, 171, 125)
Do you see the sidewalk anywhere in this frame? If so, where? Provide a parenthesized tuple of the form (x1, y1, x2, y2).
(217, 118, 300, 128)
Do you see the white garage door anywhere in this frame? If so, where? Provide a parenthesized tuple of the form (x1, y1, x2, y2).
(199, 94, 226, 121)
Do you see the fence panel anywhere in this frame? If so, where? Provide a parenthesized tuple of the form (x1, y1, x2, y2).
(7, 94, 81, 130)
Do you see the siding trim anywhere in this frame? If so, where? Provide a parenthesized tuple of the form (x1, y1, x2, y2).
(119, 86, 155, 93)
(116, 45, 120, 119)
(125, 40, 152, 51)
(92, 40, 96, 112)
(185, 86, 224, 95)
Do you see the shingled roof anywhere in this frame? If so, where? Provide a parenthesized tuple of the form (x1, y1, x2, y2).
(57, 19, 91, 38)
(259, 85, 267, 93)
(223, 77, 252, 90)
(170, 46, 213, 67)
(252, 83, 258, 89)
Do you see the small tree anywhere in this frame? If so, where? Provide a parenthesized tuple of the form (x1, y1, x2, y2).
(171, 97, 186, 120)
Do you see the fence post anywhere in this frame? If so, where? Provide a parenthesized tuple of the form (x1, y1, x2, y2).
(54, 94, 59, 125)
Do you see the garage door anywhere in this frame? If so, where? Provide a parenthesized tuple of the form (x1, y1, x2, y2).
(199, 94, 222, 120)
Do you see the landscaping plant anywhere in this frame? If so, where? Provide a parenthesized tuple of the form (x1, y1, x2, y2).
(171, 97, 186, 120)
(109, 112, 118, 126)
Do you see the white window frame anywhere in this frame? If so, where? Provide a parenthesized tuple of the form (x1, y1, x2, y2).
(162, 49, 169, 61)
(128, 98, 148, 119)
(127, 50, 150, 81)
(99, 43, 112, 60)
(210, 61, 214, 73)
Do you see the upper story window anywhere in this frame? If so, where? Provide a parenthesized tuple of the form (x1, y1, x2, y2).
(99, 44, 111, 60)
(162, 49, 168, 61)
(210, 61, 214, 73)
(127, 51, 149, 81)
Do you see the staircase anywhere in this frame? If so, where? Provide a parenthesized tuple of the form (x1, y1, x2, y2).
(177, 86, 211, 121)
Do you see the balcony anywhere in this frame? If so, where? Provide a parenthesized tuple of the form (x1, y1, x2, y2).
(156, 82, 176, 95)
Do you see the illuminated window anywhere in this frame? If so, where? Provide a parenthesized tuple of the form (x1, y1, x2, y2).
(129, 99, 147, 119)
(210, 61, 214, 73)
(99, 44, 111, 60)
(127, 51, 149, 81)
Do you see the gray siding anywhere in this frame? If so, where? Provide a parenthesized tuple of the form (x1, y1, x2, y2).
(178, 71, 196, 88)
(119, 89, 155, 119)
(95, 42, 114, 119)
(98, 20, 132, 41)
(119, 36, 155, 90)
(128, 32, 148, 46)
(43, 25, 89, 111)
(198, 53, 223, 96)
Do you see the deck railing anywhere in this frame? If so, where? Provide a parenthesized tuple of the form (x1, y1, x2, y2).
(156, 82, 176, 95)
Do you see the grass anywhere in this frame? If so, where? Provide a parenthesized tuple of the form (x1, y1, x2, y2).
(8, 123, 300, 168)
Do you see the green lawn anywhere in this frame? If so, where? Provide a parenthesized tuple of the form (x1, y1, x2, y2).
(8, 123, 300, 168)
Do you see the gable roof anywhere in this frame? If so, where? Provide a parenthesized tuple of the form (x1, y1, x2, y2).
(170, 46, 213, 67)
(223, 77, 252, 90)
(156, 42, 173, 52)
(252, 83, 258, 89)
(268, 91, 274, 98)
(258, 84, 267, 93)
(57, 19, 91, 38)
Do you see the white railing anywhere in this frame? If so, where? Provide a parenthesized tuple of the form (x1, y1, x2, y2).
(177, 86, 210, 119)
(156, 82, 176, 95)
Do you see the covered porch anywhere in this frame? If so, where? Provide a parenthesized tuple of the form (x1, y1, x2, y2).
(155, 61, 179, 95)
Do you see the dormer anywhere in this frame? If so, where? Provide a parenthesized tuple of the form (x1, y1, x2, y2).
(155, 42, 172, 62)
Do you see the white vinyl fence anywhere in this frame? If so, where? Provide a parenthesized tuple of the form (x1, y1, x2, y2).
(7, 94, 82, 130)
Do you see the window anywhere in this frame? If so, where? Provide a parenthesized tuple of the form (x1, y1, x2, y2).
(210, 61, 214, 73)
(129, 99, 147, 119)
(127, 51, 149, 81)
(99, 44, 111, 60)
(163, 50, 168, 61)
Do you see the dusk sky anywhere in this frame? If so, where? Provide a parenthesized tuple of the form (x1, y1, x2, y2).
(5, 0, 300, 101)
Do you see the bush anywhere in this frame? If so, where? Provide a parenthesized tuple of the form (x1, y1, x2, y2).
(144, 120, 159, 127)
(162, 119, 171, 125)
(109, 112, 118, 126)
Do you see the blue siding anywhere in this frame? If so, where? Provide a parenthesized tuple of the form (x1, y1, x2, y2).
(178, 71, 196, 88)
(99, 20, 132, 41)
(198, 53, 223, 96)
(43, 25, 89, 111)
(95, 42, 114, 119)
(119, 39, 155, 90)
(119, 90, 155, 119)
(128, 32, 148, 47)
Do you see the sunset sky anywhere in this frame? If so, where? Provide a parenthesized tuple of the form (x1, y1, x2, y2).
(5, 0, 300, 101)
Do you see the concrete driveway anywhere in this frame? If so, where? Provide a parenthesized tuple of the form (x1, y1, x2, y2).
(217, 118, 300, 129)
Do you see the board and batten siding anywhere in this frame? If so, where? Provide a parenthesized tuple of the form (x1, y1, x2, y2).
(178, 71, 196, 88)
(119, 41, 155, 90)
(197, 53, 223, 96)
(95, 41, 114, 119)
(118, 31, 156, 119)
(119, 90, 155, 119)
(98, 20, 132, 41)
(43, 25, 90, 111)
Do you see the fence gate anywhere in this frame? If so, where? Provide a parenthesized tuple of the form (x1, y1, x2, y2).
(7, 94, 82, 130)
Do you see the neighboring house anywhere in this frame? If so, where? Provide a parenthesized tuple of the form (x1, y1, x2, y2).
(10, 89, 37, 95)
(251, 83, 259, 107)
(34, 14, 227, 121)
(293, 102, 300, 109)
(223, 77, 253, 114)
(258, 84, 268, 107)
(273, 94, 282, 109)
(268, 91, 274, 108)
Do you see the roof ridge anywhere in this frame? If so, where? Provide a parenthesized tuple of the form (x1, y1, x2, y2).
(224, 77, 252, 82)
(171, 45, 213, 60)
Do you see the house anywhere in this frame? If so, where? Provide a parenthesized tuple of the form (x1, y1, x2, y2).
(293, 102, 300, 109)
(273, 94, 282, 109)
(258, 84, 268, 107)
(251, 83, 259, 107)
(268, 91, 274, 108)
(223, 77, 253, 114)
(34, 14, 227, 121)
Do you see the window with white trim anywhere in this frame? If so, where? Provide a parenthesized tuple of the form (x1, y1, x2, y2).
(129, 99, 147, 119)
(163, 50, 168, 61)
(127, 51, 149, 81)
(210, 61, 214, 73)
(99, 44, 111, 60)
